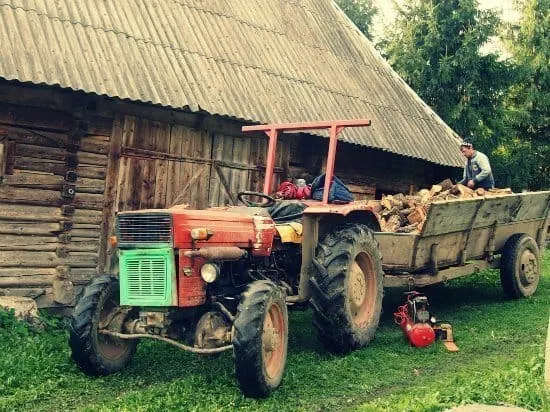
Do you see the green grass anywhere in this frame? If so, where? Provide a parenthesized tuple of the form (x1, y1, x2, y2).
(1, 251, 549, 412)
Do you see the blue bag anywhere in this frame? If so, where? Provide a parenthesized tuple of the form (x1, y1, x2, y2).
(310, 174, 354, 204)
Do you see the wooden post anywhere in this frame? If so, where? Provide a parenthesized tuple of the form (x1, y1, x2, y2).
(98, 115, 123, 274)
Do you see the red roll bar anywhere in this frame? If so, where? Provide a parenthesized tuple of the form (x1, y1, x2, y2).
(242, 120, 371, 204)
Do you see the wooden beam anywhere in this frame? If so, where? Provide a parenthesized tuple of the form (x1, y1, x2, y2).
(214, 163, 237, 206)
(121, 146, 283, 173)
(98, 115, 122, 274)
(383, 258, 501, 288)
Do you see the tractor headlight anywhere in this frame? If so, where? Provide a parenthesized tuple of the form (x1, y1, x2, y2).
(200, 263, 219, 283)
(191, 228, 213, 241)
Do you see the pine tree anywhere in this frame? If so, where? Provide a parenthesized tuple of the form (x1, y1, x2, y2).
(383, 0, 512, 151)
(336, 0, 378, 40)
(503, 0, 550, 189)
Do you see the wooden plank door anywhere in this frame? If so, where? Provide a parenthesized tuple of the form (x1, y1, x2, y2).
(115, 118, 212, 212)
(208, 133, 289, 207)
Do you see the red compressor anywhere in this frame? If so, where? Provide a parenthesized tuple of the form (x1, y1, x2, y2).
(393, 291, 459, 351)
(394, 291, 435, 347)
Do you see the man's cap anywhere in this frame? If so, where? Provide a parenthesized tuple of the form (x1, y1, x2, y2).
(460, 138, 473, 148)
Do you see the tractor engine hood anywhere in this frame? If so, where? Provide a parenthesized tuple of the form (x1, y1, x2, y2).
(173, 208, 276, 256)
(117, 207, 277, 257)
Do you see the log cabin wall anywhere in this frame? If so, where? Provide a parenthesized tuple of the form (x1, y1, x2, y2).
(0, 95, 113, 308)
(0, 83, 293, 308)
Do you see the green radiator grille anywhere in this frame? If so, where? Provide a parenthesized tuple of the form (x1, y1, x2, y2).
(126, 258, 167, 298)
(119, 248, 175, 306)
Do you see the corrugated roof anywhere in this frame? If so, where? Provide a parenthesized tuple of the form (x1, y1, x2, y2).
(0, 0, 464, 167)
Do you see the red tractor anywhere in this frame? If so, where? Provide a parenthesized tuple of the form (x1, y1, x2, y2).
(69, 120, 384, 397)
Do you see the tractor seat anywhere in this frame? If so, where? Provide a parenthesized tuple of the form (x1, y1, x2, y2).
(267, 201, 308, 222)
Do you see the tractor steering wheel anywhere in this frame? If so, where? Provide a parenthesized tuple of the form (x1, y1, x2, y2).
(237, 191, 276, 208)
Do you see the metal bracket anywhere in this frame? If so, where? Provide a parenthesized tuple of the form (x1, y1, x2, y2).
(61, 221, 73, 231)
(66, 153, 78, 168)
(56, 247, 69, 258)
(61, 205, 75, 216)
(429, 243, 439, 275)
(69, 120, 88, 140)
(58, 233, 71, 244)
(460, 199, 484, 265)
(65, 170, 78, 182)
(485, 220, 498, 262)
(62, 183, 76, 199)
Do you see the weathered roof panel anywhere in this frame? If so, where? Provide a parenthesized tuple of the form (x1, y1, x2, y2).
(0, 0, 463, 166)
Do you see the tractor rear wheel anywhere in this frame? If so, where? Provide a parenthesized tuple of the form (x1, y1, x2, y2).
(500, 234, 540, 298)
(69, 274, 137, 375)
(310, 224, 383, 354)
(233, 280, 288, 398)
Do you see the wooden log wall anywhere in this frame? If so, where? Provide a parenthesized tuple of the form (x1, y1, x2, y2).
(112, 116, 290, 212)
(0, 100, 112, 307)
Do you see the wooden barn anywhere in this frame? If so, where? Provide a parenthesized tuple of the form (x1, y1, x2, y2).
(0, 0, 463, 308)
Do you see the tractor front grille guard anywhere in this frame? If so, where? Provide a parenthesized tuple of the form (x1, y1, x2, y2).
(116, 213, 173, 247)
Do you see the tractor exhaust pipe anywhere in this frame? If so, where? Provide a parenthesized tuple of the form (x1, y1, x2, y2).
(183, 247, 247, 261)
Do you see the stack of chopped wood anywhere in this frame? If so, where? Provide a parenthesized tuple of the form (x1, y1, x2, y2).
(378, 179, 512, 233)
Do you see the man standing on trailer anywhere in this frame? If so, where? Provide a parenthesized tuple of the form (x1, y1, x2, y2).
(458, 139, 495, 190)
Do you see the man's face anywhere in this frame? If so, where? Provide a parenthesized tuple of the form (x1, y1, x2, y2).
(460, 146, 474, 159)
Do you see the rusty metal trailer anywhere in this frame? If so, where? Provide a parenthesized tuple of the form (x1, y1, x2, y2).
(378, 191, 550, 295)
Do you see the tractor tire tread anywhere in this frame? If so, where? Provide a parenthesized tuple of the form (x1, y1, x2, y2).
(500, 233, 540, 299)
(69, 274, 137, 376)
(310, 224, 383, 354)
(233, 280, 288, 398)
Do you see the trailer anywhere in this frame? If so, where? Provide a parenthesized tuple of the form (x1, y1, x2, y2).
(379, 191, 550, 297)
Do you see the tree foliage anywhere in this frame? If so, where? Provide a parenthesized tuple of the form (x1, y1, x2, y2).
(340, 0, 548, 190)
(502, 0, 550, 189)
(336, 0, 378, 40)
(383, 0, 512, 143)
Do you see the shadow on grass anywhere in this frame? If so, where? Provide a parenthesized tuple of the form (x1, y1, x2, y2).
(89, 265, 546, 391)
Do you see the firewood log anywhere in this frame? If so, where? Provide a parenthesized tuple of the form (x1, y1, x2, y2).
(381, 196, 392, 210)
(487, 188, 513, 195)
(475, 188, 486, 196)
(396, 223, 419, 233)
(382, 215, 401, 232)
(429, 184, 443, 196)
(451, 183, 474, 198)
(407, 206, 427, 225)
(437, 178, 454, 191)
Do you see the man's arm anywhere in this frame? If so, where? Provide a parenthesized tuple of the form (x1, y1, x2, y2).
(473, 153, 492, 184)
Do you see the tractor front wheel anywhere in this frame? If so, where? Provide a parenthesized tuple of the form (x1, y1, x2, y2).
(233, 280, 288, 398)
(500, 234, 540, 298)
(69, 274, 137, 375)
(310, 224, 383, 354)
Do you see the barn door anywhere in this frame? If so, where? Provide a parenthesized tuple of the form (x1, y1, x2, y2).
(208, 133, 289, 207)
(116, 118, 212, 211)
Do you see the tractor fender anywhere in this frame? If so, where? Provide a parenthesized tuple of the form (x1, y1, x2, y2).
(288, 206, 381, 304)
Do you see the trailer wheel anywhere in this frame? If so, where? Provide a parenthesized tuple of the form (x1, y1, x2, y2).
(69, 275, 137, 375)
(233, 280, 288, 398)
(310, 224, 383, 354)
(500, 234, 540, 298)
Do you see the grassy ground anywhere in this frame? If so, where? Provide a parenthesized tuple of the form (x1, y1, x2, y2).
(1, 251, 549, 412)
